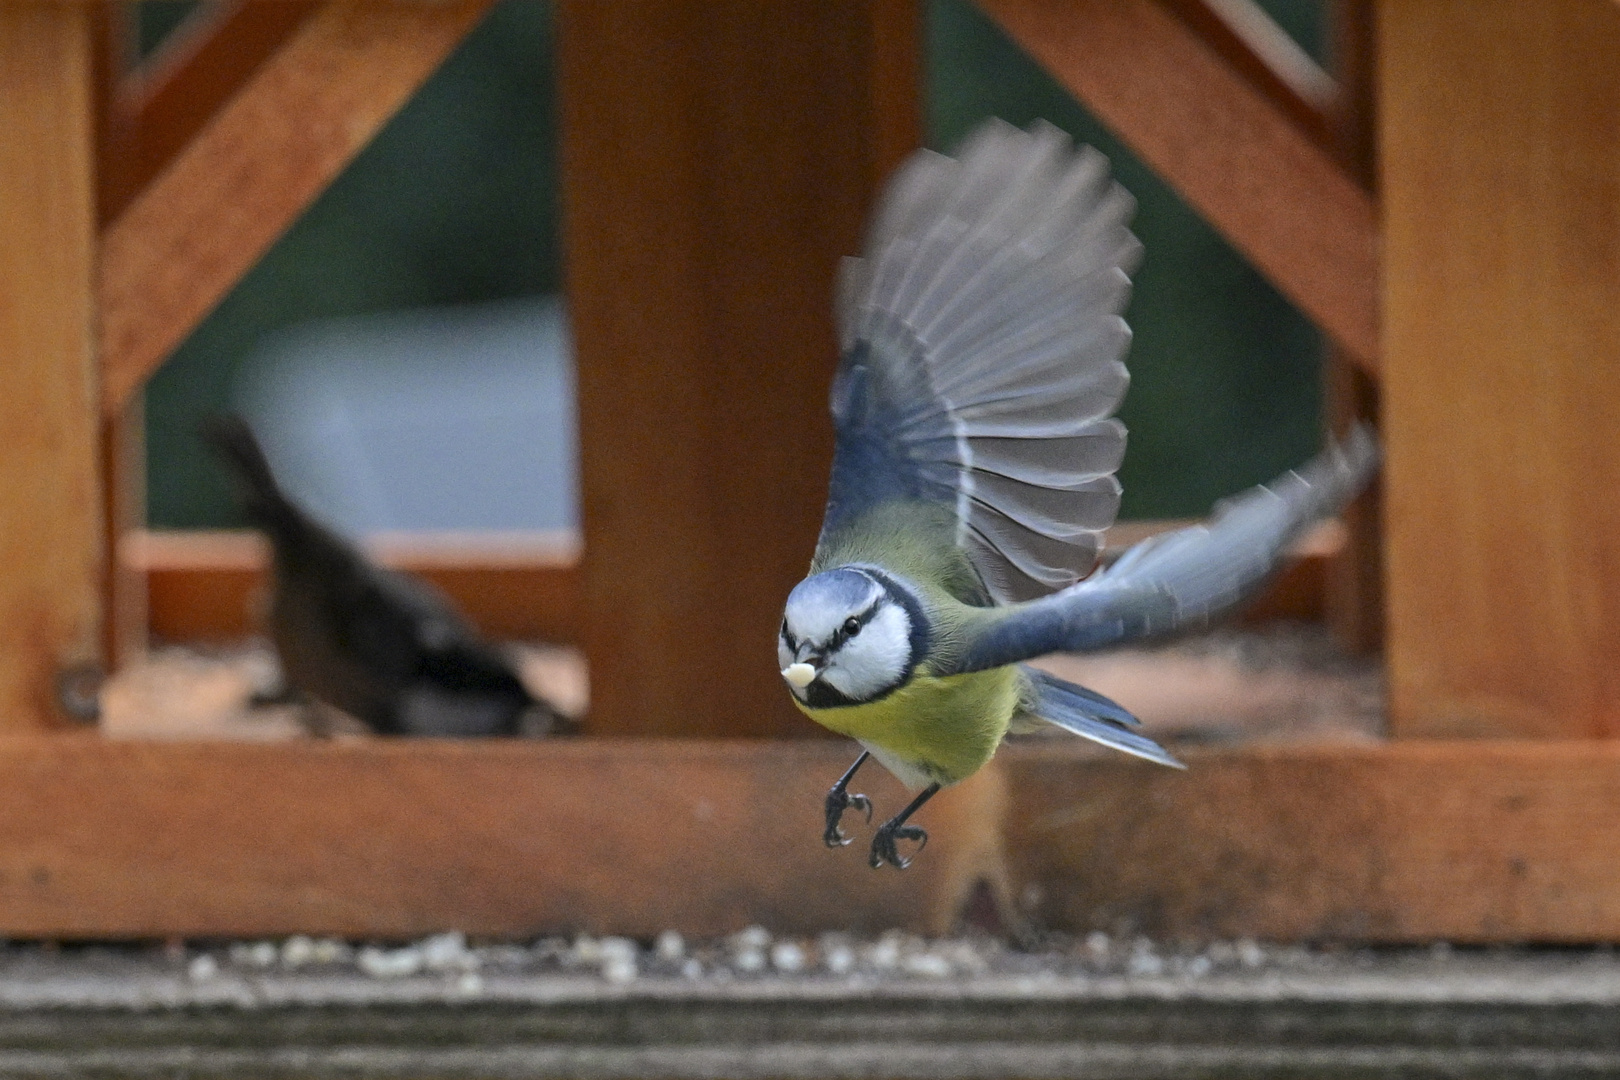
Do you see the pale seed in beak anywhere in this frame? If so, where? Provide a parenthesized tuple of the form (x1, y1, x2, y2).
(781, 663, 816, 689)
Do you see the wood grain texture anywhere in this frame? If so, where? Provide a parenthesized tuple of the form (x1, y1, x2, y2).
(125, 530, 582, 644)
(1004, 739, 1620, 942)
(98, 0, 493, 415)
(0, 737, 1006, 939)
(0, 5, 103, 731)
(101, 403, 149, 669)
(1321, 0, 1382, 654)
(97, 0, 321, 226)
(129, 521, 1336, 644)
(5, 735, 1620, 941)
(1380, 0, 1620, 738)
(1159, 0, 1338, 154)
(558, 1, 919, 736)
(979, 0, 1379, 370)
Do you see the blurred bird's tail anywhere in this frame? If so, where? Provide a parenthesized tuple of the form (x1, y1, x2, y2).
(1019, 666, 1183, 768)
(201, 414, 296, 529)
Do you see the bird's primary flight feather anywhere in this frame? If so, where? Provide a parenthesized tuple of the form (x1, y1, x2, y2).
(823, 119, 1138, 603)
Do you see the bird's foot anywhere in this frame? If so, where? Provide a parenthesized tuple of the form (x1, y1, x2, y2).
(869, 821, 927, 869)
(824, 787, 873, 848)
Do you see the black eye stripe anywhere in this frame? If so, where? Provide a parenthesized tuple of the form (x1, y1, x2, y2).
(830, 601, 883, 648)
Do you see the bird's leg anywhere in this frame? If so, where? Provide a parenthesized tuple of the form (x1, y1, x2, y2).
(824, 751, 874, 847)
(870, 784, 940, 870)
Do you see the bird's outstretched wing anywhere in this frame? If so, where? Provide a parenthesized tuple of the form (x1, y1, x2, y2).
(952, 425, 1379, 674)
(818, 119, 1140, 602)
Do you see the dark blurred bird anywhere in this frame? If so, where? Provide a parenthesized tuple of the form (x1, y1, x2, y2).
(205, 414, 568, 738)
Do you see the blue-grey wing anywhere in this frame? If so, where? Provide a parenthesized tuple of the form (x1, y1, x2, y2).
(816, 119, 1139, 602)
(954, 425, 1379, 673)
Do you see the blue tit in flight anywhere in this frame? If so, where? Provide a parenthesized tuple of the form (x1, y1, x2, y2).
(778, 119, 1378, 870)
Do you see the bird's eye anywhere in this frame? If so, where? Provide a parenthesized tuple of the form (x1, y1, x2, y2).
(842, 616, 861, 637)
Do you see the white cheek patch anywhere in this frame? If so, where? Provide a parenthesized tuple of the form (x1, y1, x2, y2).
(821, 604, 912, 701)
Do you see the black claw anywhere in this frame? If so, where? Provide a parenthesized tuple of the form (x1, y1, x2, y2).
(824, 788, 874, 848)
(869, 823, 928, 870)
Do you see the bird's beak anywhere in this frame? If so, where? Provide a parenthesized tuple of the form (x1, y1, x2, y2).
(781, 662, 817, 689)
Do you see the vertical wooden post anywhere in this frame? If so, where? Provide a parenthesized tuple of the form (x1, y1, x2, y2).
(102, 403, 148, 670)
(92, 4, 148, 674)
(1381, 0, 1620, 737)
(1322, 0, 1382, 654)
(0, 4, 103, 729)
(559, 0, 920, 736)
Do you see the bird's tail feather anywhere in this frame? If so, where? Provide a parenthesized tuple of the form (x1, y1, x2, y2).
(1021, 666, 1183, 768)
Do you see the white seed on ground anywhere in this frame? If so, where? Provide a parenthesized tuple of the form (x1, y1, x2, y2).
(358, 946, 424, 979)
(453, 971, 485, 996)
(942, 941, 988, 975)
(681, 958, 703, 980)
(599, 938, 635, 961)
(280, 935, 316, 969)
(600, 938, 638, 983)
(571, 935, 603, 965)
(901, 952, 953, 979)
(309, 938, 351, 965)
(1127, 940, 1165, 977)
(186, 954, 219, 982)
(1236, 938, 1264, 968)
(867, 934, 902, 970)
(733, 925, 771, 951)
(733, 947, 766, 974)
(229, 941, 277, 969)
(421, 931, 479, 973)
(770, 941, 806, 974)
(655, 930, 685, 962)
(822, 943, 856, 976)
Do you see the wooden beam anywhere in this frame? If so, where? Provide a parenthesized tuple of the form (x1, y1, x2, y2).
(127, 519, 1341, 645)
(4, 735, 1620, 942)
(558, 0, 920, 737)
(98, 0, 494, 417)
(1159, 0, 1338, 154)
(0, 737, 1006, 939)
(98, 1, 321, 226)
(1321, 0, 1382, 654)
(0, 5, 102, 731)
(124, 530, 583, 644)
(977, 0, 1380, 371)
(1004, 739, 1620, 943)
(102, 404, 149, 670)
(1380, 0, 1620, 738)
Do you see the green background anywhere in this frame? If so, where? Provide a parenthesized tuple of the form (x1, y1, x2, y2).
(141, 0, 1324, 528)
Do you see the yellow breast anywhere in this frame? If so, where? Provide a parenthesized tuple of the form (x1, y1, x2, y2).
(791, 665, 1024, 786)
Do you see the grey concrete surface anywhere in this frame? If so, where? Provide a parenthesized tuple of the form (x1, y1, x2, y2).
(0, 944, 1617, 1077)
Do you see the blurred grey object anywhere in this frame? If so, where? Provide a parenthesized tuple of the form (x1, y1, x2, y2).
(233, 296, 576, 536)
(206, 415, 568, 739)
